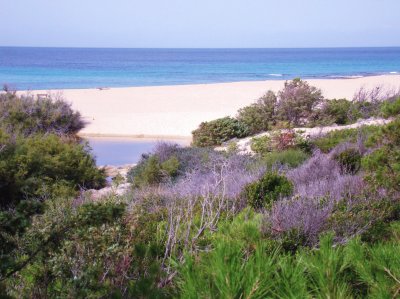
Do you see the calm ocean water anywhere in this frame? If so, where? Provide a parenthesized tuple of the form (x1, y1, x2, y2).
(1, 47, 399, 90)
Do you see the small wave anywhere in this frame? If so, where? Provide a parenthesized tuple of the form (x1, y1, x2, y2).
(328, 75, 365, 79)
(390, 71, 398, 74)
(268, 73, 283, 77)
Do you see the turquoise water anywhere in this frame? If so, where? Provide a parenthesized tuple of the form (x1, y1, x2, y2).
(1, 47, 399, 90)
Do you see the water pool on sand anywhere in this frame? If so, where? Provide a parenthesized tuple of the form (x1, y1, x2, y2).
(85, 137, 189, 166)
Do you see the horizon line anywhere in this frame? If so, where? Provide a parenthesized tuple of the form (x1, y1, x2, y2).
(1, 45, 400, 50)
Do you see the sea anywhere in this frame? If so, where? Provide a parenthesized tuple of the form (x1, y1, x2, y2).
(2, 47, 399, 165)
(0, 47, 399, 90)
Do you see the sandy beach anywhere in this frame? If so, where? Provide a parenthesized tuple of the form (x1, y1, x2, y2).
(30, 75, 400, 139)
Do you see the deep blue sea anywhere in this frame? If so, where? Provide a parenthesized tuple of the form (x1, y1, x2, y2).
(0, 47, 399, 90)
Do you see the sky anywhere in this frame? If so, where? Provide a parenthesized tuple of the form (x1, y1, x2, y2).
(0, 0, 399, 48)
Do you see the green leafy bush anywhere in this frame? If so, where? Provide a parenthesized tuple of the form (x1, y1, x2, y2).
(128, 154, 181, 187)
(263, 149, 309, 168)
(236, 91, 277, 134)
(3, 197, 170, 298)
(313, 98, 353, 125)
(362, 118, 400, 193)
(251, 130, 311, 156)
(324, 98, 352, 125)
(250, 135, 272, 155)
(0, 132, 105, 207)
(192, 116, 249, 147)
(161, 155, 180, 177)
(129, 155, 163, 187)
(334, 148, 362, 174)
(243, 172, 293, 209)
(381, 97, 400, 118)
(326, 196, 400, 245)
(0, 90, 85, 136)
(311, 125, 380, 153)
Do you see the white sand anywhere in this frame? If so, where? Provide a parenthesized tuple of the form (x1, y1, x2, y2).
(29, 75, 400, 139)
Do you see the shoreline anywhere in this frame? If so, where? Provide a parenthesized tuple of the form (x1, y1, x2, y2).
(23, 73, 400, 92)
(26, 75, 400, 138)
(81, 134, 192, 146)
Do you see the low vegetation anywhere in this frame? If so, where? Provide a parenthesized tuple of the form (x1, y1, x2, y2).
(191, 116, 249, 147)
(2, 82, 400, 298)
(0, 87, 85, 136)
(0, 90, 106, 297)
(192, 79, 400, 147)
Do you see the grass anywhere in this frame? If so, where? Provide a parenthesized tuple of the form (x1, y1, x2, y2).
(311, 125, 381, 152)
(263, 149, 310, 168)
(177, 216, 400, 299)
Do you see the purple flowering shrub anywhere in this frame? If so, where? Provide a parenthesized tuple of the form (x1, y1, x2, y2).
(262, 144, 395, 248)
(287, 150, 364, 201)
(127, 143, 265, 261)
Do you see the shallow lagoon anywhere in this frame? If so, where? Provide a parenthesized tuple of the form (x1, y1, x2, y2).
(85, 137, 189, 166)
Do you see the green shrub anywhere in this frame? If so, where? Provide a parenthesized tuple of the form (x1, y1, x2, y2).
(236, 91, 277, 134)
(327, 196, 400, 245)
(244, 172, 293, 209)
(226, 141, 239, 154)
(176, 211, 281, 299)
(251, 131, 311, 157)
(362, 117, 400, 193)
(192, 116, 249, 147)
(334, 148, 361, 174)
(177, 227, 400, 299)
(0, 132, 105, 207)
(311, 125, 381, 153)
(346, 237, 400, 298)
(325, 99, 352, 125)
(131, 155, 163, 187)
(3, 196, 170, 298)
(250, 135, 272, 155)
(361, 206, 400, 244)
(299, 233, 353, 298)
(363, 148, 400, 193)
(161, 155, 180, 177)
(0, 200, 44, 281)
(312, 129, 358, 152)
(0, 90, 85, 136)
(381, 97, 400, 118)
(313, 98, 353, 125)
(263, 149, 309, 168)
(129, 154, 181, 187)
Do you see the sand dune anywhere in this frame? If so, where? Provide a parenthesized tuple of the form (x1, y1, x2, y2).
(29, 75, 400, 139)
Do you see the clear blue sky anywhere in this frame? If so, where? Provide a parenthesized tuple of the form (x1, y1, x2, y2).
(1, 0, 399, 48)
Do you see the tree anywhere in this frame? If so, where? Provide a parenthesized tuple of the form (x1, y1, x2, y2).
(277, 78, 323, 126)
(237, 90, 277, 134)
